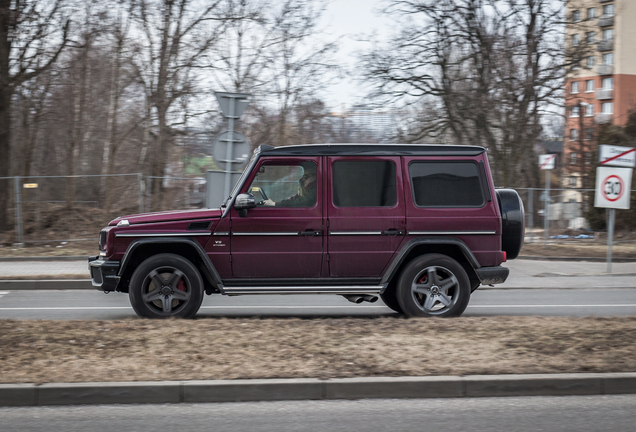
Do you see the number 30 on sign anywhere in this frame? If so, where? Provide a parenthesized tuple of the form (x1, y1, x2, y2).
(595, 167, 633, 210)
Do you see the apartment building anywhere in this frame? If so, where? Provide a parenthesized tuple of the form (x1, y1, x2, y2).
(564, 0, 636, 199)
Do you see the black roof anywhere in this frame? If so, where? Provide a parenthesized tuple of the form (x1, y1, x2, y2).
(258, 143, 486, 157)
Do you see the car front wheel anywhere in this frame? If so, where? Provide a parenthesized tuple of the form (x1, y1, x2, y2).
(396, 254, 470, 318)
(129, 253, 204, 319)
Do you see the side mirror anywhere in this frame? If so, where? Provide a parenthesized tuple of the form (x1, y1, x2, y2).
(234, 193, 256, 212)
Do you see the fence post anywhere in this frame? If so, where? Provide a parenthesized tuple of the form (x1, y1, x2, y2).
(138, 173, 144, 214)
(13, 176, 24, 245)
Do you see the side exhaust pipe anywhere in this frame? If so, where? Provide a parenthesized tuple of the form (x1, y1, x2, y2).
(342, 295, 378, 304)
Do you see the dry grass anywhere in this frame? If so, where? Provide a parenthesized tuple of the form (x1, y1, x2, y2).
(2, 316, 636, 384)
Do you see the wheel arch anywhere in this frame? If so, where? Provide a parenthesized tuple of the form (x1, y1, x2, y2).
(381, 238, 480, 294)
(116, 238, 223, 295)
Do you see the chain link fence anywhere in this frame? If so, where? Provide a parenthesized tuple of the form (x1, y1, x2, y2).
(1, 175, 635, 246)
(0, 174, 209, 245)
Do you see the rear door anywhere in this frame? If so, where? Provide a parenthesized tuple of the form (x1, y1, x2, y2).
(326, 156, 405, 278)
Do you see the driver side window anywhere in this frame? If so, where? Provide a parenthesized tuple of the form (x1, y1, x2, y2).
(248, 162, 317, 208)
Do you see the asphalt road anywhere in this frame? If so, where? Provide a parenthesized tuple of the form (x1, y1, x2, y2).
(1, 287, 636, 319)
(2, 395, 636, 432)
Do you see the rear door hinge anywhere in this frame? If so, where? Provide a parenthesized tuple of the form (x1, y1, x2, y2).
(229, 255, 232, 262)
(326, 253, 330, 262)
(326, 219, 330, 228)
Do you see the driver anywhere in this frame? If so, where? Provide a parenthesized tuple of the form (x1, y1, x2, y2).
(262, 164, 317, 207)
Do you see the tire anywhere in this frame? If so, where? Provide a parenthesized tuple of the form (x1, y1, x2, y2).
(129, 253, 204, 319)
(496, 189, 525, 260)
(380, 287, 404, 314)
(396, 254, 470, 318)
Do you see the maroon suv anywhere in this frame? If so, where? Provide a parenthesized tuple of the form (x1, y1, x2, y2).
(89, 144, 524, 318)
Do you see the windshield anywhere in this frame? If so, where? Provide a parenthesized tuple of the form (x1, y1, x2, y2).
(221, 150, 259, 208)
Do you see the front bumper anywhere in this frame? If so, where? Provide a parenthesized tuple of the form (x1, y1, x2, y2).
(475, 266, 509, 285)
(88, 256, 121, 292)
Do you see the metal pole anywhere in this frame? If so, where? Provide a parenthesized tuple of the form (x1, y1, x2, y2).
(544, 170, 550, 244)
(607, 208, 615, 273)
(528, 188, 534, 241)
(13, 177, 24, 245)
(224, 97, 236, 200)
(138, 173, 143, 214)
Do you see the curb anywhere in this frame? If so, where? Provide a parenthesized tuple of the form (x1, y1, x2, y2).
(518, 255, 636, 263)
(0, 280, 92, 290)
(1, 373, 635, 407)
(0, 256, 87, 262)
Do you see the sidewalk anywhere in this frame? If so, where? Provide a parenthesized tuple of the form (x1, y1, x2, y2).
(2, 373, 636, 406)
(1, 258, 636, 289)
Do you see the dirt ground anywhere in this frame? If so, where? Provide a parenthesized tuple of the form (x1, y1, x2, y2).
(1, 316, 635, 384)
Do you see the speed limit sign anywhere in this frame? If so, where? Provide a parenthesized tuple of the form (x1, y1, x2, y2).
(595, 167, 633, 209)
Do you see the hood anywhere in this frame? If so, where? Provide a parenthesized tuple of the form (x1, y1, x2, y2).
(109, 208, 223, 226)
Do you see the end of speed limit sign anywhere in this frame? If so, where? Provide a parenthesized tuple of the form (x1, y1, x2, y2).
(595, 167, 633, 209)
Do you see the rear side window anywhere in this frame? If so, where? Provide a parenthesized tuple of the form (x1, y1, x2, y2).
(409, 161, 484, 207)
(332, 160, 397, 207)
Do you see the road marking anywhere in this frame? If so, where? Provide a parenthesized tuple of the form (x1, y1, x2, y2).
(0, 291, 9, 299)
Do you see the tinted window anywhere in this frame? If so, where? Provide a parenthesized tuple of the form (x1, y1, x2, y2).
(332, 160, 396, 207)
(410, 162, 484, 207)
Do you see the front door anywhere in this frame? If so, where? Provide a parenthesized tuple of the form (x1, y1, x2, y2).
(326, 156, 406, 278)
(230, 157, 324, 278)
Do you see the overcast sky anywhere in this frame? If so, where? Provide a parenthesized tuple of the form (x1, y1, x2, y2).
(322, 0, 392, 112)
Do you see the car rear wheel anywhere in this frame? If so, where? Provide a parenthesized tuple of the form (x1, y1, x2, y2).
(396, 254, 470, 318)
(129, 253, 204, 319)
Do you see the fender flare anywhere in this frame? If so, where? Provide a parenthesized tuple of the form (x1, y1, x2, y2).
(118, 237, 224, 292)
(380, 237, 481, 285)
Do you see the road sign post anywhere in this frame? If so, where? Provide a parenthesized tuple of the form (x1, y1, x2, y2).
(212, 92, 251, 207)
(594, 166, 633, 273)
(539, 154, 556, 244)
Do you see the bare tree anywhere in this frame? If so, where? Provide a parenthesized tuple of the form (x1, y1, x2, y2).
(0, 0, 69, 230)
(360, 0, 583, 187)
(130, 0, 227, 209)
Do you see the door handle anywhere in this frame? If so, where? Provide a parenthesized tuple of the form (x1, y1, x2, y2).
(382, 229, 404, 236)
(299, 230, 321, 236)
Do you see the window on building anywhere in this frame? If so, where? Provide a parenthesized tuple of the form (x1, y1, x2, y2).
(603, 29, 614, 42)
(586, 56, 595, 68)
(586, 31, 595, 44)
(585, 152, 592, 165)
(571, 34, 580, 46)
(585, 104, 594, 117)
(572, 10, 581, 22)
(570, 152, 578, 165)
(602, 102, 614, 114)
(570, 176, 578, 187)
(409, 162, 484, 208)
(570, 129, 579, 141)
(587, 7, 596, 19)
(586, 80, 595, 92)
(571, 81, 579, 94)
(333, 160, 397, 207)
(585, 128, 594, 141)
(570, 106, 580, 117)
(602, 77, 614, 90)
(603, 53, 614, 65)
(603, 4, 614, 16)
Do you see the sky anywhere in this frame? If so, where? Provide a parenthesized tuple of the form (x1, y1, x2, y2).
(321, 0, 392, 112)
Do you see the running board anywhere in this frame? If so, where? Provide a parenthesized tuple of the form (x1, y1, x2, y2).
(222, 286, 385, 295)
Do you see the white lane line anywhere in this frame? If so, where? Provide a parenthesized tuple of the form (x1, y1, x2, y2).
(0, 291, 9, 300)
(0, 304, 636, 311)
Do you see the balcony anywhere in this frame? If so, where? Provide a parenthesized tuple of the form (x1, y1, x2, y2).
(597, 64, 614, 75)
(599, 15, 615, 27)
(595, 113, 613, 124)
(596, 89, 614, 100)
(598, 40, 613, 51)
